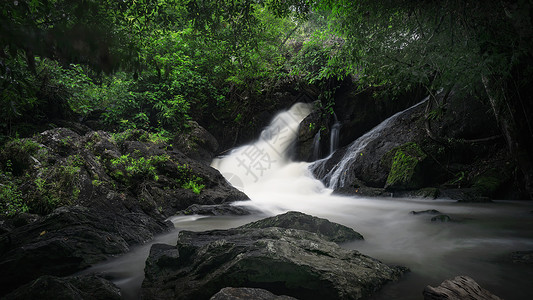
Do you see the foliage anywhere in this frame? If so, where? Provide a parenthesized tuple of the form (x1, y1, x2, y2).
(0, 162, 28, 217)
(109, 153, 169, 182)
(175, 163, 205, 194)
(30, 154, 84, 214)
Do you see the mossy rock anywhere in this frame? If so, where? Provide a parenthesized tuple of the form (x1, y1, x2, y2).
(383, 142, 427, 191)
(471, 168, 508, 197)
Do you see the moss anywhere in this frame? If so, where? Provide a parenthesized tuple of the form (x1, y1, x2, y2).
(0, 138, 41, 175)
(472, 169, 505, 197)
(384, 142, 427, 189)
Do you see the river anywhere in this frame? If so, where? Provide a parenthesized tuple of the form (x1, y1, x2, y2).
(85, 103, 533, 299)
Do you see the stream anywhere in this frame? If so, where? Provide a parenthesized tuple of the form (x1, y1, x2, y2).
(85, 103, 533, 299)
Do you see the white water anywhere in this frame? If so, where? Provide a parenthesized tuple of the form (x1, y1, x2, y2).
(84, 102, 533, 300)
(330, 120, 341, 155)
(312, 98, 428, 189)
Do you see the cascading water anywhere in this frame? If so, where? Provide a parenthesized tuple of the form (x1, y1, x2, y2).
(311, 98, 428, 189)
(84, 101, 533, 300)
(329, 114, 341, 155)
(312, 131, 321, 161)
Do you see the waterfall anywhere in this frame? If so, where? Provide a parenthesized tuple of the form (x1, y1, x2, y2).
(311, 98, 428, 190)
(329, 118, 341, 155)
(212, 102, 313, 191)
(312, 131, 321, 161)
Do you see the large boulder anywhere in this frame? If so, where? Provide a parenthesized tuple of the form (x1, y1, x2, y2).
(0, 206, 171, 296)
(173, 121, 220, 164)
(240, 211, 363, 243)
(142, 212, 406, 300)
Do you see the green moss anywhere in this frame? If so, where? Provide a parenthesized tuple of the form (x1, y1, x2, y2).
(472, 169, 504, 196)
(385, 142, 427, 189)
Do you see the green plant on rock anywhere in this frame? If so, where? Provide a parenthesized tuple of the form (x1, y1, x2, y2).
(175, 164, 205, 194)
(0, 162, 28, 216)
(110, 153, 169, 182)
(385, 142, 427, 189)
(29, 154, 84, 214)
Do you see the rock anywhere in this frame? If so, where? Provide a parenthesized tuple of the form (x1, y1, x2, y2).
(176, 203, 252, 216)
(0, 126, 249, 295)
(142, 217, 406, 300)
(311, 98, 428, 190)
(240, 211, 363, 243)
(2, 274, 121, 300)
(173, 121, 220, 163)
(383, 142, 428, 191)
(410, 209, 440, 215)
(510, 250, 533, 264)
(0, 206, 171, 296)
(431, 215, 452, 222)
(423, 275, 502, 300)
(210, 287, 298, 300)
(295, 108, 331, 162)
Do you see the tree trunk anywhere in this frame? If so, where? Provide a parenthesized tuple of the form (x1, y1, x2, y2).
(482, 75, 533, 199)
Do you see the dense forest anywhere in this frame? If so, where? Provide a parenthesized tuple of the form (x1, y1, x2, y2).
(1, 1, 532, 299)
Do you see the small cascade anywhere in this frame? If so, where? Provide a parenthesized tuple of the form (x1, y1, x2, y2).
(312, 131, 321, 161)
(329, 115, 341, 155)
(212, 102, 312, 190)
(311, 98, 428, 189)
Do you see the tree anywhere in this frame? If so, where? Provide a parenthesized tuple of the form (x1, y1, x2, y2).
(309, 0, 533, 198)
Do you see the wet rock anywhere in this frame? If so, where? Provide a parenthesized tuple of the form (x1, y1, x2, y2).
(142, 215, 406, 300)
(240, 211, 363, 243)
(295, 108, 331, 162)
(510, 250, 533, 264)
(431, 215, 452, 222)
(176, 203, 252, 216)
(311, 99, 428, 190)
(410, 209, 440, 215)
(423, 275, 502, 300)
(3, 274, 121, 300)
(210, 287, 298, 300)
(173, 121, 220, 164)
(0, 206, 171, 296)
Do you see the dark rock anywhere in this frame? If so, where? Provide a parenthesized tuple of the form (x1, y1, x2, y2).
(0, 206, 171, 296)
(510, 250, 533, 264)
(295, 107, 331, 162)
(431, 215, 452, 222)
(440, 189, 493, 203)
(311, 98, 428, 190)
(3, 274, 121, 300)
(332, 178, 386, 197)
(383, 142, 428, 191)
(423, 275, 502, 300)
(177, 203, 252, 216)
(173, 121, 220, 163)
(240, 211, 363, 243)
(142, 219, 406, 299)
(1, 126, 249, 295)
(410, 209, 440, 215)
(210, 287, 298, 300)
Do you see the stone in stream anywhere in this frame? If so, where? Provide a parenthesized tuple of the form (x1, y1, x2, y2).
(176, 203, 252, 216)
(423, 275, 502, 300)
(210, 287, 297, 300)
(240, 211, 364, 242)
(142, 212, 407, 300)
(410, 209, 441, 215)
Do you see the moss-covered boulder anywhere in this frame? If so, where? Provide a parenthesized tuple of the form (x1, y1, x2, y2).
(383, 142, 427, 191)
